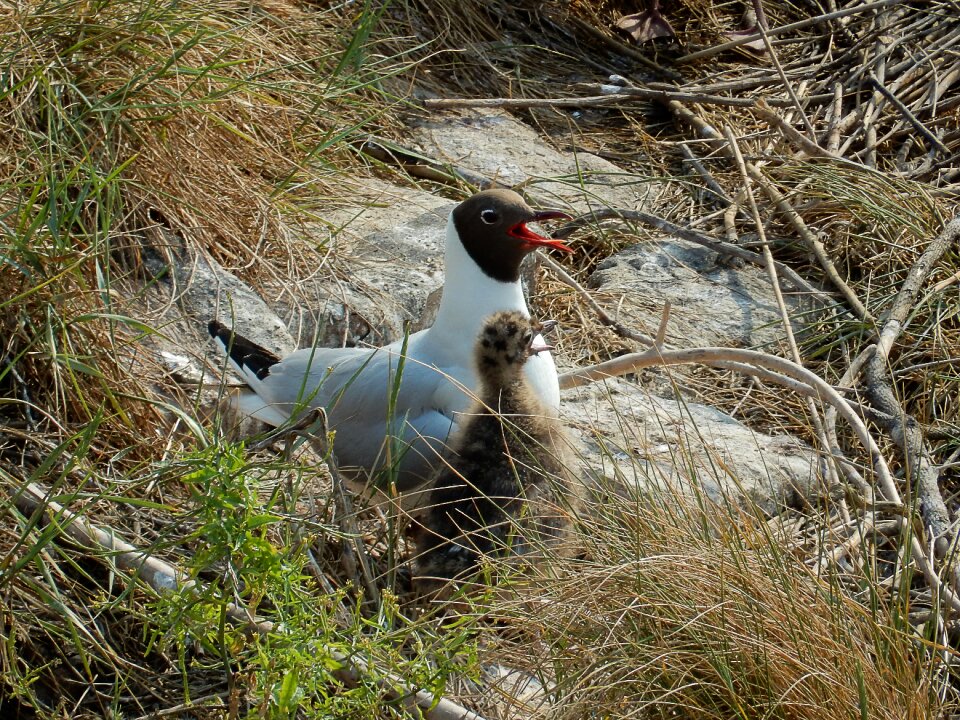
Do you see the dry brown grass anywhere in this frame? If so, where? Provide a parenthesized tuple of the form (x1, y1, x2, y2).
(464, 489, 936, 720)
(0, 0, 406, 462)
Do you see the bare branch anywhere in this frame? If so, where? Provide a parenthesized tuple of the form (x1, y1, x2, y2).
(553, 207, 833, 304)
(864, 216, 960, 546)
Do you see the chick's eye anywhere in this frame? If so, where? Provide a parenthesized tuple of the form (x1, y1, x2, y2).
(480, 209, 498, 224)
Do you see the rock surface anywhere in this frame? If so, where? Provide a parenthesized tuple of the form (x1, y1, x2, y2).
(262, 180, 454, 348)
(586, 237, 801, 350)
(563, 376, 821, 513)
(408, 108, 658, 213)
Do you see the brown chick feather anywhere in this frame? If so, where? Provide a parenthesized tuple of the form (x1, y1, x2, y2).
(414, 311, 577, 597)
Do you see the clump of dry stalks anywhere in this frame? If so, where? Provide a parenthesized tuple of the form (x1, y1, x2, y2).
(2, 0, 960, 717)
(461, 488, 937, 719)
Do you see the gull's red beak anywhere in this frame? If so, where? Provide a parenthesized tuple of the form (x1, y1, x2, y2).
(508, 208, 574, 253)
(529, 341, 554, 356)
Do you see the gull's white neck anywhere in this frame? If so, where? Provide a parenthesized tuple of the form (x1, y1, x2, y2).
(426, 215, 530, 352)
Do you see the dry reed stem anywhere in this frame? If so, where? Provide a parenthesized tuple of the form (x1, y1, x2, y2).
(675, 0, 903, 64)
(724, 126, 843, 496)
(552, 207, 831, 304)
(666, 100, 875, 324)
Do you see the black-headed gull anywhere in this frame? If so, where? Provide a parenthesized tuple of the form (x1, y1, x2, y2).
(413, 310, 576, 595)
(209, 189, 571, 489)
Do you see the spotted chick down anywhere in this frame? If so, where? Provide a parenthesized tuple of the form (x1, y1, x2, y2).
(414, 311, 578, 597)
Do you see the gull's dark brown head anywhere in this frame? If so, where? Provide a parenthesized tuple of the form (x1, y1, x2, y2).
(452, 189, 572, 283)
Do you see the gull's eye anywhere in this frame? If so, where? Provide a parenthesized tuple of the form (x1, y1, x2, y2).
(480, 209, 499, 224)
(522, 330, 533, 346)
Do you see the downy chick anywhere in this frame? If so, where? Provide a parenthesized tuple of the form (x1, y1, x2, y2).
(414, 311, 576, 596)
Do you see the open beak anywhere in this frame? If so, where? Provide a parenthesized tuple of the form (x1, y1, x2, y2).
(508, 208, 574, 253)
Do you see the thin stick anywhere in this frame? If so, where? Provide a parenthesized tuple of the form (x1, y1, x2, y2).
(751, 0, 816, 140)
(540, 254, 656, 347)
(745, 161, 874, 323)
(824, 83, 844, 154)
(823, 344, 875, 496)
(724, 126, 840, 494)
(553, 207, 834, 304)
(678, 143, 734, 207)
(667, 99, 874, 324)
(876, 216, 960, 359)
(754, 101, 844, 161)
(674, 0, 903, 65)
(424, 93, 753, 111)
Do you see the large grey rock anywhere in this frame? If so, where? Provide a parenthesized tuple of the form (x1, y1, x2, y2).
(586, 237, 801, 350)
(408, 108, 659, 213)
(261, 180, 453, 348)
(562, 376, 822, 513)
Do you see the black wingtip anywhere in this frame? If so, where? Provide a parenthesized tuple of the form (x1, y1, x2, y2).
(208, 320, 281, 380)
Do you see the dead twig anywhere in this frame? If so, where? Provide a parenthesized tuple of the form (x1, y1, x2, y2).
(823, 344, 876, 497)
(674, 0, 903, 65)
(864, 216, 960, 550)
(425, 86, 832, 112)
(423, 93, 747, 111)
(725, 126, 843, 499)
(754, 101, 845, 161)
(355, 137, 502, 191)
(678, 143, 735, 208)
(540, 254, 656, 347)
(667, 99, 874, 325)
(553, 206, 834, 305)
(867, 80, 950, 160)
(750, 0, 816, 141)
(868, 75, 950, 157)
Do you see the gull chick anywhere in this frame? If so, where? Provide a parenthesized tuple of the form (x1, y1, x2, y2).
(414, 310, 576, 596)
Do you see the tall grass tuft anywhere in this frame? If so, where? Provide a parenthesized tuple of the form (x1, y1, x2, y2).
(0, 0, 398, 464)
(466, 481, 935, 719)
(0, 0, 411, 714)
